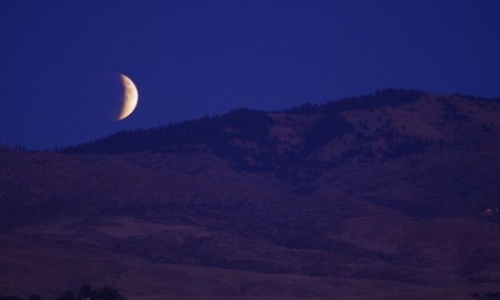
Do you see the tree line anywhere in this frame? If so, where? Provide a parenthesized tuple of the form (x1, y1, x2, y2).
(0, 284, 125, 300)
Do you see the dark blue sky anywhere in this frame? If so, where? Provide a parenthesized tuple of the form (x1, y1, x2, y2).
(1, 0, 499, 150)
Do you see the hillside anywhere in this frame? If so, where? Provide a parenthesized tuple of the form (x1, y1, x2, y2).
(1, 89, 500, 300)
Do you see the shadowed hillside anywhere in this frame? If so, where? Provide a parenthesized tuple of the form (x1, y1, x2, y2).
(1, 89, 500, 300)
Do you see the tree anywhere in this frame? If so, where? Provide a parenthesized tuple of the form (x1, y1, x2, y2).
(77, 284, 92, 300)
(94, 286, 124, 300)
(56, 291, 74, 300)
(0, 296, 23, 300)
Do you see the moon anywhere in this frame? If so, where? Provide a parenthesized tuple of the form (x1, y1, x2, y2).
(117, 74, 139, 121)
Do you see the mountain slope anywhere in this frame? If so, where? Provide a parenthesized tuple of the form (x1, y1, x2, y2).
(1, 89, 500, 299)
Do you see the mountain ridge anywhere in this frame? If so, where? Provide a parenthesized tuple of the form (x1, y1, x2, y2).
(61, 89, 500, 154)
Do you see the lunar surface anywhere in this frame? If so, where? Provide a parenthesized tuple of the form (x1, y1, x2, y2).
(117, 74, 139, 120)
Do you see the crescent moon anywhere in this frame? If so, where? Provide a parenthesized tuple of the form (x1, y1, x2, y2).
(117, 74, 139, 120)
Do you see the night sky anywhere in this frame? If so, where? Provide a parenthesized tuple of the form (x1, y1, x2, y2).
(1, 0, 499, 150)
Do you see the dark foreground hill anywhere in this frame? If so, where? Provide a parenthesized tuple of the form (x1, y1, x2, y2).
(1, 89, 500, 300)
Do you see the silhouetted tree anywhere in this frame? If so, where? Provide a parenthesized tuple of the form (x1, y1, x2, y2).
(0, 296, 23, 300)
(93, 286, 124, 300)
(76, 284, 93, 300)
(0, 284, 126, 300)
(56, 291, 74, 300)
(471, 291, 500, 300)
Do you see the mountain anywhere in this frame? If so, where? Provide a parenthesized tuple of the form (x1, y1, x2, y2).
(1, 89, 500, 300)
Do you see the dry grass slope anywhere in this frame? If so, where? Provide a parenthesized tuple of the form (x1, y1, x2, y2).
(1, 90, 500, 299)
